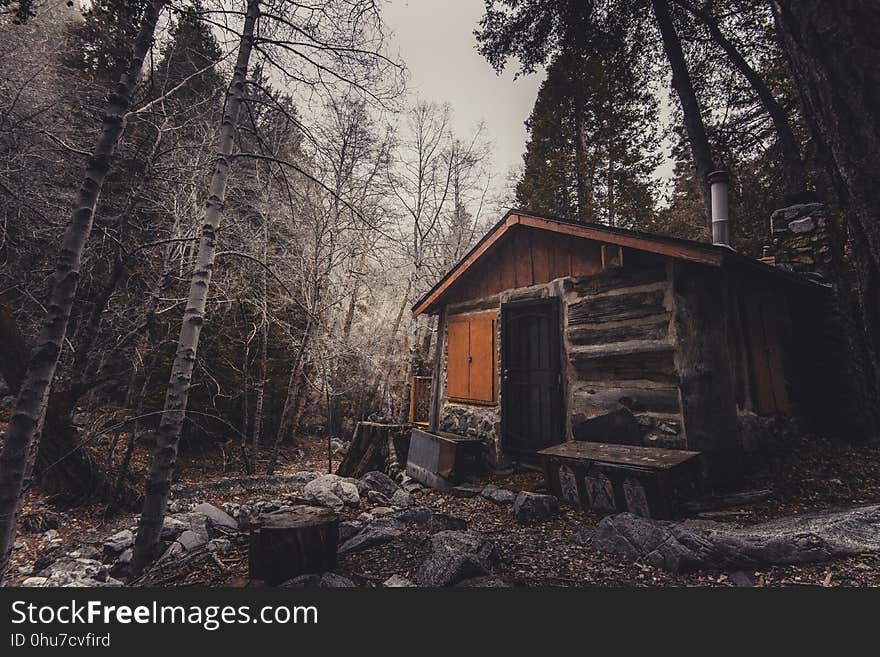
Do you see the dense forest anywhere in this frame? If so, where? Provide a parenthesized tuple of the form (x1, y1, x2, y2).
(0, 0, 878, 584)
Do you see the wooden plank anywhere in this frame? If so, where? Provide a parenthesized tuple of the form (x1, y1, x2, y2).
(499, 236, 517, 291)
(568, 288, 667, 326)
(758, 289, 792, 414)
(570, 237, 602, 277)
(531, 229, 553, 284)
(571, 384, 681, 417)
(538, 441, 700, 470)
(567, 266, 667, 296)
(570, 344, 678, 384)
(567, 315, 670, 346)
(513, 227, 533, 288)
(741, 291, 776, 415)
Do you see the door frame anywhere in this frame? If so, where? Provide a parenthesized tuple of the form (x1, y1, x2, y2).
(500, 296, 565, 462)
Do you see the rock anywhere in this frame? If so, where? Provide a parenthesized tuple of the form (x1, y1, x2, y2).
(290, 471, 321, 486)
(366, 490, 390, 505)
(356, 512, 375, 524)
(69, 545, 101, 560)
(20, 510, 60, 534)
(103, 529, 134, 555)
(161, 516, 189, 540)
(455, 575, 511, 587)
(110, 548, 132, 578)
(371, 506, 393, 517)
(303, 474, 361, 510)
(595, 505, 880, 572)
(570, 526, 595, 547)
(339, 520, 362, 543)
(451, 483, 483, 498)
(339, 519, 401, 554)
(192, 502, 238, 531)
(391, 506, 434, 526)
(167, 499, 191, 513)
(383, 574, 416, 587)
(513, 492, 560, 524)
(415, 531, 497, 587)
(358, 471, 399, 498)
(390, 489, 412, 508)
(481, 484, 516, 505)
(177, 529, 208, 551)
(41, 529, 59, 541)
(207, 538, 233, 552)
(37, 557, 109, 584)
(430, 513, 468, 532)
(280, 572, 356, 588)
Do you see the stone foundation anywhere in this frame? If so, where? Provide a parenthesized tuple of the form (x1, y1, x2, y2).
(438, 403, 504, 470)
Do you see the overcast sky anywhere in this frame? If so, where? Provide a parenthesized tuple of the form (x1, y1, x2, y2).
(382, 0, 543, 179)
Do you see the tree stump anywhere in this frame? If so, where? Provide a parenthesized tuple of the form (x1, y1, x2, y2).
(249, 507, 339, 585)
(335, 422, 410, 478)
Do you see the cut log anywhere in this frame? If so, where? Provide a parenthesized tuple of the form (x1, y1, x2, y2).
(249, 507, 339, 586)
(335, 422, 409, 478)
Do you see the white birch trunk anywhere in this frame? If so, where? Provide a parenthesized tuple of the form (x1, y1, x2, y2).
(131, 0, 260, 574)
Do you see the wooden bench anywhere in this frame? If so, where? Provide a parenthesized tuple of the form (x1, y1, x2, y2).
(538, 441, 703, 519)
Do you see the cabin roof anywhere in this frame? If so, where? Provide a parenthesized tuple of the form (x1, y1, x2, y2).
(411, 209, 824, 317)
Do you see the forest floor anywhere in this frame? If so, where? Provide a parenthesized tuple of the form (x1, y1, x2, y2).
(8, 430, 880, 587)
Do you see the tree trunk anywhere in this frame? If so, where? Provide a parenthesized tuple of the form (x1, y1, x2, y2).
(248, 507, 339, 585)
(651, 0, 715, 225)
(772, 0, 880, 433)
(676, 0, 807, 195)
(131, 0, 260, 576)
(250, 231, 269, 469)
(0, 0, 165, 582)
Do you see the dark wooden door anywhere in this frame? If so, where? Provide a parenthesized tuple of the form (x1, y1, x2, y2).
(501, 299, 563, 459)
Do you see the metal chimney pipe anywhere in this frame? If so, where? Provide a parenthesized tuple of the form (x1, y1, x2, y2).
(707, 169, 730, 247)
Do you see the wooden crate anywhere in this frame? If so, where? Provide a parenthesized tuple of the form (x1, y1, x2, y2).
(538, 441, 702, 519)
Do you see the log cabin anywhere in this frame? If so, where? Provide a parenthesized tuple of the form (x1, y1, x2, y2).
(411, 205, 853, 486)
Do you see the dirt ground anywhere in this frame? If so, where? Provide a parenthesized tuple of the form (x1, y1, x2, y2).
(8, 431, 880, 587)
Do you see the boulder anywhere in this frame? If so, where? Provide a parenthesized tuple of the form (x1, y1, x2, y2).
(103, 529, 134, 555)
(279, 572, 356, 588)
(207, 538, 233, 552)
(513, 492, 560, 524)
(594, 505, 880, 573)
(415, 531, 497, 587)
(338, 520, 362, 543)
(383, 574, 416, 587)
(358, 471, 399, 498)
(303, 474, 361, 510)
(69, 546, 101, 560)
(391, 506, 434, 526)
(160, 516, 189, 541)
(37, 557, 110, 584)
(366, 490, 391, 505)
(192, 502, 238, 531)
(391, 489, 413, 508)
(339, 519, 401, 554)
(481, 484, 516, 505)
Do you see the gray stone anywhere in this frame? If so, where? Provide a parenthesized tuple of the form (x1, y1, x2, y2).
(177, 529, 208, 551)
(192, 502, 238, 531)
(358, 471, 399, 498)
(69, 545, 101, 560)
(366, 490, 390, 505)
(451, 483, 483, 498)
(481, 484, 516, 505)
(594, 505, 880, 573)
(415, 531, 497, 587)
(303, 474, 361, 510)
(161, 515, 189, 540)
(383, 574, 416, 587)
(103, 529, 134, 555)
(513, 491, 560, 524)
(371, 506, 393, 516)
(339, 520, 362, 543)
(391, 489, 413, 508)
(207, 538, 233, 552)
(570, 526, 595, 547)
(41, 529, 59, 541)
(391, 506, 434, 526)
(339, 519, 401, 554)
(37, 557, 109, 583)
(280, 572, 356, 588)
